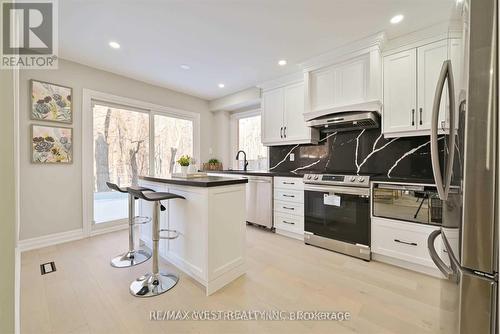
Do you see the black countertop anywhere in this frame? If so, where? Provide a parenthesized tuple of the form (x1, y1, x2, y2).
(140, 175, 249, 187)
(205, 170, 304, 178)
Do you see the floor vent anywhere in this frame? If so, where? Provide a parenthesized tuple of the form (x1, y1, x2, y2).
(40, 262, 56, 275)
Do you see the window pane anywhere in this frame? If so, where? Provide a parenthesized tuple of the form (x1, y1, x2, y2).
(238, 115, 266, 168)
(154, 115, 194, 177)
(93, 104, 149, 224)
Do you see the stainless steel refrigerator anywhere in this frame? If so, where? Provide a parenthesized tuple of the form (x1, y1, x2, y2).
(427, 0, 498, 333)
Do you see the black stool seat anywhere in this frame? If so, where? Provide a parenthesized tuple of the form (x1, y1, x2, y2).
(106, 182, 153, 194)
(127, 188, 185, 202)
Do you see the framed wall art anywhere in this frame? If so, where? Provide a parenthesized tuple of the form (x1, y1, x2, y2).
(31, 79, 73, 123)
(31, 124, 73, 164)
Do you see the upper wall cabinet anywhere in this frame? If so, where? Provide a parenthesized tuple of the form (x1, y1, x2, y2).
(261, 81, 319, 146)
(383, 38, 462, 138)
(303, 46, 383, 121)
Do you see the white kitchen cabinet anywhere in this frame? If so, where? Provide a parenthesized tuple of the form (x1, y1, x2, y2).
(308, 57, 368, 113)
(273, 177, 304, 240)
(383, 39, 461, 138)
(261, 82, 318, 146)
(261, 88, 284, 144)
(417, 39, 448, 131)
(383, 49, 417, 134)
(371, 217, 445, 278)
(302, 45, 383, 121)
(283, 82, 310, 142)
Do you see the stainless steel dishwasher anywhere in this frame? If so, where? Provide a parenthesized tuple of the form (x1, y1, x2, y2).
(244, 176, 273, 229)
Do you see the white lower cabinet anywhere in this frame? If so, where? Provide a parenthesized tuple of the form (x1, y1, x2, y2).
(371, 217, 445, 278)
(273, 177, 304, 240)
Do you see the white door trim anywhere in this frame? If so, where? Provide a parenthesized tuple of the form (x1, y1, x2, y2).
(13, 66, 20, 334)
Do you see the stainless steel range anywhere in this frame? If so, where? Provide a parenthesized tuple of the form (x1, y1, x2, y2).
(303, 173, 371, 261)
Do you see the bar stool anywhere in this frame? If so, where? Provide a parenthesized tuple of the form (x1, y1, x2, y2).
(106, 182, 153, 268)
(126, 187, 185, 297)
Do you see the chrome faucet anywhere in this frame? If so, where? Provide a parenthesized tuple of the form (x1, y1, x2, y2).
(235, 150, 249, 171)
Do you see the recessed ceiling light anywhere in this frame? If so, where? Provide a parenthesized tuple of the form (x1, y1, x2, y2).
(278, 59, 287, 66)
(390, 14, 404, 24)
(109, 41, 120, 49)
(180, 64, 191, 70)
(218, 83, 225, 88)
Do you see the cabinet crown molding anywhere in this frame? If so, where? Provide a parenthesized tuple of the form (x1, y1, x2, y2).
(257, 72, 304, 91)
(300, 32, 386, 73)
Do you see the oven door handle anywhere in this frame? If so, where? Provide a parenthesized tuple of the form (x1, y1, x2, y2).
(304, 184, 370, 196)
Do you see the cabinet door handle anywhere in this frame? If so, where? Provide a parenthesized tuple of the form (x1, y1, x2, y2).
(283, 182, 295, 185)
(282, 194, 295, 198)
(284, 126, 287, 138)
(282, 206, 295, 210)
(411, 109, 415, 126)
(394, 239, 417, 246)
(282, 220, 295, 225)
(419, 108, 423, 125)
(280, 127, 283, 138)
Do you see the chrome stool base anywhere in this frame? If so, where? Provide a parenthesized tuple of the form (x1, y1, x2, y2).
(110, 249, 152, 268)
(129, 272, 179, 297)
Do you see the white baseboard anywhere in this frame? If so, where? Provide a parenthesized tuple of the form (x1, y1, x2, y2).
(90, 223, 128, 237)
(14, 247, 20, 334)
(275, 228, 304, 241)
(372, 253, 445, 279)
(18, 228, 85, 252)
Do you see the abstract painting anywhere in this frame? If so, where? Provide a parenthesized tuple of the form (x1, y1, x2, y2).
(31, 80, 72, 123)
(31, 125, 73, 164)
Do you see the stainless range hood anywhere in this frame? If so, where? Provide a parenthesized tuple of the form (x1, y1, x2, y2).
(305, 110, 380, 133)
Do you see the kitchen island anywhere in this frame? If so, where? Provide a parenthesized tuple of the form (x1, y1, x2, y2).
(138, 175, 248, 295)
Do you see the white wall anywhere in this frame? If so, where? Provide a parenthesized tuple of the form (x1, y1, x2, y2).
(212, 111, 231, 168)
(19, 59, 212, 240)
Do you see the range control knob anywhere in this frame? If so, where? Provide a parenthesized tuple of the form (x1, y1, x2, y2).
(314, 175, 319, 180)
(350, 176, 356, 182)
(307, 175, 312, 179)
(358, 177, 365, 182)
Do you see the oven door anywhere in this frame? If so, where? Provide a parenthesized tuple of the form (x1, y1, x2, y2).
(304, 184, 370, 246)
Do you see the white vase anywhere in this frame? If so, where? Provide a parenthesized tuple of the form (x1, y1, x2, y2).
(180, 166, 189, 175)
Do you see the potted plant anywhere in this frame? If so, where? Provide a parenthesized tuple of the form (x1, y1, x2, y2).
(177, 155, 191, 174)
(203, 158, 222, 171)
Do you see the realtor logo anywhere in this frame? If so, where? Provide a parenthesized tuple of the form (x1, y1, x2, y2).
(1, 0, 58, 68)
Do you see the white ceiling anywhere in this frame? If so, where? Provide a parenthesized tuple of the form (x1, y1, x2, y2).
(59, 0, 457, 100)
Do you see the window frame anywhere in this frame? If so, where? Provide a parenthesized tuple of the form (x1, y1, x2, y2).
(230, 109, 268, 170)
(83, 89, 200, 235)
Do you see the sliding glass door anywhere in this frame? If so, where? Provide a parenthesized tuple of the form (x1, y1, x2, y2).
(93, 102, 150, 224)
(91, 100, 197, 228)
(154, 114, 194, 178)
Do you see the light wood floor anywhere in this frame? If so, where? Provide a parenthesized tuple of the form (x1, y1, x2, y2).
(21, 226, 454, 334)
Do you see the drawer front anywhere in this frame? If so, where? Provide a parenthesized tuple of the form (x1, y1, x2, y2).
(372, 218, 440, 268)
(274, 212, 304, 234)
(274, 189, 304, 203)
(274, 200, 304, 216)
(274, 177, 304, 190)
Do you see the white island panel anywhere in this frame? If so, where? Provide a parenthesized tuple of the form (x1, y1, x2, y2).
(138, 179, 246, 296)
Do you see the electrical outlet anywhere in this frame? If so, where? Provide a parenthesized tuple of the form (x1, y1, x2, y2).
(290, 153, 295, 161)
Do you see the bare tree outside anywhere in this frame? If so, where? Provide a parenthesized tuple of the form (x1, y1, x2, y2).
(238, 115, 267, 170)
(93, 104, 149, 192)
(154, 114, 193, 178)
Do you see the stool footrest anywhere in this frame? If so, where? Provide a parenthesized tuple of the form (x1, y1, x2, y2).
(159, 229, 179, 240)
(132, 216, 152, 225)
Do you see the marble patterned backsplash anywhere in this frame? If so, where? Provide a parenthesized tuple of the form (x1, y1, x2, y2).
(269, 128, 453, 180)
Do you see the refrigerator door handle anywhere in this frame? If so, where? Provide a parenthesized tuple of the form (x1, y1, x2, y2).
(427, 229, 454, 279)
(430, 60, 456, 201)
